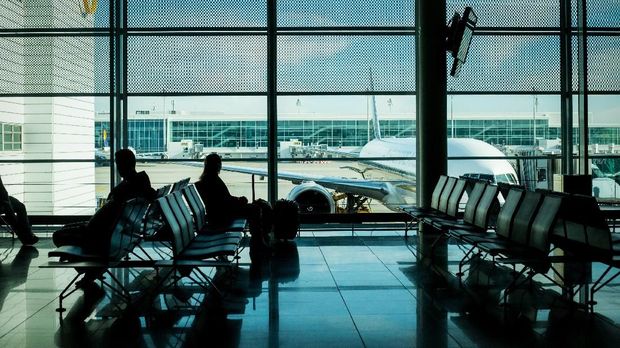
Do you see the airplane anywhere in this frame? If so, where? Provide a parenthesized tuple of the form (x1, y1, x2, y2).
(208, 92, 519, 214)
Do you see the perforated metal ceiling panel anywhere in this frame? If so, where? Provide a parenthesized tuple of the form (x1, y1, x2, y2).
(126, 0, 267, 28)
(1, 0, 110, 29)
(0, 36, 110, 95)
(448, 35, 560, 92)
(277, 35, 415, 93)
(126, 35, 267, 94)
(587, 0, 620, 27)
(587, 36, 620, 92)
(276, 0, 415, 27)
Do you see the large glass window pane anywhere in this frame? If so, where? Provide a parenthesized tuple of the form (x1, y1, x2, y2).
(587, 36, 620, 93)
(447, 0, 560, 27)
(127, 0, 267, 28)
(277, 0, 415, 27)
(589, 95, 620, 200)
(448, 94, 561, 191)
(586, 0, 620, 27)
(127, 35, 266, 94)
(448, 35, 560, 93)
(277, 35, 415, 93)
(277, 95, 415, 213)
(126, 96, 268, 201)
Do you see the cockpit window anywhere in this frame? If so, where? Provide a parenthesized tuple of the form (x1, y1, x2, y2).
(462, 173, 495, 183)
(463, 173, 518, 185)
(495, 173, 518, 185)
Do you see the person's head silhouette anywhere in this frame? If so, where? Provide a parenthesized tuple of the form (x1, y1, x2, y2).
(204, 153, 222, 177)
(115, 149, 137, 179)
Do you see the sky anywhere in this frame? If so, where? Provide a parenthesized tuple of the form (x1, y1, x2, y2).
(92, 0, 620, 122)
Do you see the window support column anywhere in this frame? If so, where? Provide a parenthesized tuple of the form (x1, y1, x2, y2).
(577, 0, 589, 175)
(560, 0, 573, 175)
(267, 0, 278, 205)
(416, 0, 447, 208)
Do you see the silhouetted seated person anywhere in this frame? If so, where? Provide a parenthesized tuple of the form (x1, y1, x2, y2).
(53, 149, 157, 256)
(195, 153, 263, 234)
(0, 176, 38, 245)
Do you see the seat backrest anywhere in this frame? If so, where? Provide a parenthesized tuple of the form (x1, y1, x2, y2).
(473, 184, 499, 229)
(446, 178, 467, 217)
(497, 182, 525, 199)
(529, 194, 563, 253)
(510, 191, 544, 246)
(573, 194, 611, 251)
(182, 185, 207, 232)
(158, 194, 189, 256)
(171, 177, 191, 193)
(174, 191, 194, 225)
(552, 193, 586, 243)
(142, 202, 164, 238)
(495, 188, 525, 239)
(169, 191, 196, 248)
(463, 181, 486, 225)
(430, 175, 449, 210)
(156, 184, 172, 198)
(107, 199, 149, 261)
(553, 194, 612, 252)
(438, 177, 457, 213)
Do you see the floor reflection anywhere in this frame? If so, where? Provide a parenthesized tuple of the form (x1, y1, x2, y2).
(0, 244, 39, 311)
(0, 245, 38, 312)
(3, 232, 620, 347)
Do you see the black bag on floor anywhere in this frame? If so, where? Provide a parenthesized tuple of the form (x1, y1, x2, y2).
(251, 198, 273, 239)
(272, 199, 300, 240)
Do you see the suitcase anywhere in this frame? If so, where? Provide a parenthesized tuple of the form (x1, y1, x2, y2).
(272, 199, 300, 240)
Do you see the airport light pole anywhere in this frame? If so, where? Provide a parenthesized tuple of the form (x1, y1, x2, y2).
(366, 92, 370, 143)
(532, 88, 538, 146)
(450, 90, 454, 138)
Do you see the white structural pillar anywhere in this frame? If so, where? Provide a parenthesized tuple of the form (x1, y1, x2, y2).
(5, 0, 98, 215)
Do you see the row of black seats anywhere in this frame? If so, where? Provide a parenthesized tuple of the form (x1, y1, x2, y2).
(45, 178, 247, 317)
(402, 175, 620, 313)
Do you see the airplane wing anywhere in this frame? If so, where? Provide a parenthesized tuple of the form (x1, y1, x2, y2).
(182, 162, 414, 208)
(222, 165, 398, 201)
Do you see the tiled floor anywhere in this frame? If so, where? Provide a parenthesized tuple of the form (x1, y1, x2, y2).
(1, 228, 620, 347)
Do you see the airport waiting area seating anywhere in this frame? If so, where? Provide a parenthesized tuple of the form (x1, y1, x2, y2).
(401, 175, 620, 314)
(43, 178, 248, 318)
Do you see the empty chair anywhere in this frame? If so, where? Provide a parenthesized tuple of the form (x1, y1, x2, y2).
(425, 180, 486, 232)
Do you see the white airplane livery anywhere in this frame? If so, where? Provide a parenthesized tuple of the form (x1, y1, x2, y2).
(359, 137, 518, 185)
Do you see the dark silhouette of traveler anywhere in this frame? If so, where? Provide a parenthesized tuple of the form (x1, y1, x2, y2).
(0, 176, 38, 245)
(0, 246, 39, 312)
(195, 153, 253, 229)
(53, 149, 157, 255)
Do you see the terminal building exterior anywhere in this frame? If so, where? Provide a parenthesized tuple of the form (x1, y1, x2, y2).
(94, 110, 620, 156)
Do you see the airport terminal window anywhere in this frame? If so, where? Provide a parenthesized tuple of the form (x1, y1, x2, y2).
(2, 0, 620, 216)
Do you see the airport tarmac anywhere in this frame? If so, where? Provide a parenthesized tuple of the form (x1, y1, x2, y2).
(96, 160, 411, 213)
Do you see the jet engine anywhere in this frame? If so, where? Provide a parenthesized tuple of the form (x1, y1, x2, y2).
(287, 182, 336, 214)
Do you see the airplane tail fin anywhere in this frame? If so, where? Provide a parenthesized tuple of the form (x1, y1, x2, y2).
(369, 68, 382, 140)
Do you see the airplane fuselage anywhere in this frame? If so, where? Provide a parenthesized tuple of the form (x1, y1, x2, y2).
(358, 137, 518, 185)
